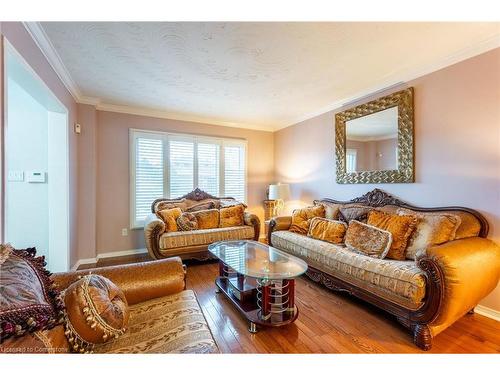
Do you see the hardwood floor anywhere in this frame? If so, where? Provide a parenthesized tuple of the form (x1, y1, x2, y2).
(80, 255, 500, 353)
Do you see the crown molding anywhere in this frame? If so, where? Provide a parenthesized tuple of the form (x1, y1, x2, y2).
(23, 22, 83, 102)
(95, 102, 274, 132)
(23, 22, 499, 133)
(275, 34, 500, 132)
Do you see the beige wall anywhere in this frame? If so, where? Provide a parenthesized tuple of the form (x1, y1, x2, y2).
(83, 111, 274, 254)
(0, 22, 80, 266)
(274, 48, 500, 310)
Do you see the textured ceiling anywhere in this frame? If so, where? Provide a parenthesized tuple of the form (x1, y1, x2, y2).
(41, 22, 499, 130)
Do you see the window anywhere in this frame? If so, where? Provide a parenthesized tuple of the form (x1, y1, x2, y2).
(346, 148, 357, 173)
(130, 129, 247, 228)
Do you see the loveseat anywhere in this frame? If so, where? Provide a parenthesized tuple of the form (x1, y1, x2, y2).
(0, 254, 219, 354)
(268, 189, 500, 350)
(144, 188, 260, 260)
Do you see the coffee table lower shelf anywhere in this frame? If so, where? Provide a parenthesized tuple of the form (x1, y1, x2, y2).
(214, 276, 299, 333)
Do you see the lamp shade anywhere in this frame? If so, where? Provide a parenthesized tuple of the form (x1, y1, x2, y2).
(268, 183, 291, 201)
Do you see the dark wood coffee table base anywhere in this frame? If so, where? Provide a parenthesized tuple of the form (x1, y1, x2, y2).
(215, 261, 299, 333)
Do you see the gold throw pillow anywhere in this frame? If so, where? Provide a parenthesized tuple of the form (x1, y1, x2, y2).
(193, 209, 220, 229)
(307, 217, 347, 244)
(289, 205, 326, 235)
(367, 210, 418, 260)
(397, 209, 462, 260)
(156, 207, 182, 232)
(219, 204, 245, 228)
(345, 220, 393, 259)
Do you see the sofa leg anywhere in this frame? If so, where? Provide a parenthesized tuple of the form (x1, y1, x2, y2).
(414, 324, 432, 351)
(468, 308, 475, 314)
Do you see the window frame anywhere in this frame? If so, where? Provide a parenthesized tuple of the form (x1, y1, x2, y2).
(129, 128, 248, 229)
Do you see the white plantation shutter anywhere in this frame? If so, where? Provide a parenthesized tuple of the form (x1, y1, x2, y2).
(197, 142, 220, 196)
(169, 139, 194, 198)
(224, 143, 246, 202)
(131, 129, 247, 227)
(133, 135, 164, 226)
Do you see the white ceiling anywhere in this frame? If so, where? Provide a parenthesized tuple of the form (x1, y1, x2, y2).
(38, 22, 500, 131)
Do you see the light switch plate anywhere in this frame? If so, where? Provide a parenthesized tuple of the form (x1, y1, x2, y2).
(27, 171, 46, 183)
(8, 171, 24, 182)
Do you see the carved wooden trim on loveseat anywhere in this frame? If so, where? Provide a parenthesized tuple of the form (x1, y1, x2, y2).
(268, 189, 490, 350)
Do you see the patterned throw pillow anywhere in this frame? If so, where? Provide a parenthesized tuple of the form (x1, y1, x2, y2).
(307, 217, 347, 244)
(0, 245, 64, 343)
(397, 209, 462, 260)
(344, 220, 393, 259)
(192, 209, 220, 230)
(63, 274, 129, 353)
(338, 204, 372, 223)
(367, 210, 418, 260)
(289, 205, 326, 235)
(156, 207, 183, 232)
(154, 198, 188, 213)
(177, 212, 199, 231)
(219, 204, 245, 228)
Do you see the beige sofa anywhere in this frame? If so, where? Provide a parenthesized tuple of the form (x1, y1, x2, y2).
(268, 189, 500, 350)
(144, 188, 260, 260)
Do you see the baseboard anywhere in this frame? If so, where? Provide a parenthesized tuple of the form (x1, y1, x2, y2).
(70, 248, 148, 271)
(475, 305, 500, 322)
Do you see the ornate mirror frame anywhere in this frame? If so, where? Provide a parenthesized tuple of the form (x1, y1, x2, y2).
(335, 87, 414, 184)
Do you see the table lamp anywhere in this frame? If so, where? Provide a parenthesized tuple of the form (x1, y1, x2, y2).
(268, 183, 291, 217)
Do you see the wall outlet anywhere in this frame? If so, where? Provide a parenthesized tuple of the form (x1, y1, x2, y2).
(121, 228, 128, 236)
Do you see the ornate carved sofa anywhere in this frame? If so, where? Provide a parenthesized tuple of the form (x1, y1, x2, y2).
(144, 188, 261, 260)
(268, 189, 500, 350)
(0, 257, 219, 353)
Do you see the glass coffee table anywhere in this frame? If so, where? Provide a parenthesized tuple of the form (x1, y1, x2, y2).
(208, 240, 308, 333)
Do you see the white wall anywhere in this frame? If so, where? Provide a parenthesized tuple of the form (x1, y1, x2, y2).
(5, 78, 49, 257)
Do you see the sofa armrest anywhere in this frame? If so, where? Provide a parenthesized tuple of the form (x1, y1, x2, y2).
(144, 213, 165, 259)
(51, 257, 186, 305)
(267, 216, 292, 245)
(244, 212, 261, 240)
(416, 237, 500, 336)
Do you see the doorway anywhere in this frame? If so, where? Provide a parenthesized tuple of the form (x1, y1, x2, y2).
(3, 40, 70, 272)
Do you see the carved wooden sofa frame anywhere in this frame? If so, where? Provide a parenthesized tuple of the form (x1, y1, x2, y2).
(268, 189, 496, 351)
(145, 188, 260, 261)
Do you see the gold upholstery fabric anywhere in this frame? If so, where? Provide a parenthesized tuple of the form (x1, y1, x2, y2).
(0, 325, 69, 354)
(94, 290, 218, 354)
(314, 201, 342, 220)
(345, 220, 392, 259)
(367, 210, 418, 260)
(270, 216, 292, 231)
(219, 204, 245, 228)
(160, 226, 254, 249)
(289, 205, 326, 235)
(446, 211, 481, 240)
(192, 209, 220, 230)
(307, 218, 347, 245)
(398, 208, 462, 260)
(420, 237, 500, 336)
(271, 231, 426, 309)
(156, 208, 182, 232)
(52, 257, 186, 306)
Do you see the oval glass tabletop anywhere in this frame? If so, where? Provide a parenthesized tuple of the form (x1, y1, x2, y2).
(208, 240, 308, 279)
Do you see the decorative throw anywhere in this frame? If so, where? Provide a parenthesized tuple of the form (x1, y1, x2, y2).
(219, 204, 245, 228)
(219, 199, 248, 209)
(307, 217, 347, 244)
(344, 220, 393, 259)
(62, 274, 129, 353)
(338, 204, 372, 223)
(156, 207, 183, 232)
(0, 244, 64, 343)
(289, 205, 326, 235)
(177, 212, 199, 231)
(367, 210, 418, 260)
(397, 208, 462, 260)
(185, 201, 216, 212)
(155, 199, 188, 213)
(192, 209, 220, 229)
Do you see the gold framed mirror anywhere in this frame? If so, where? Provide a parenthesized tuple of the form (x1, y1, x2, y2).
(335, 87, 414, 184)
